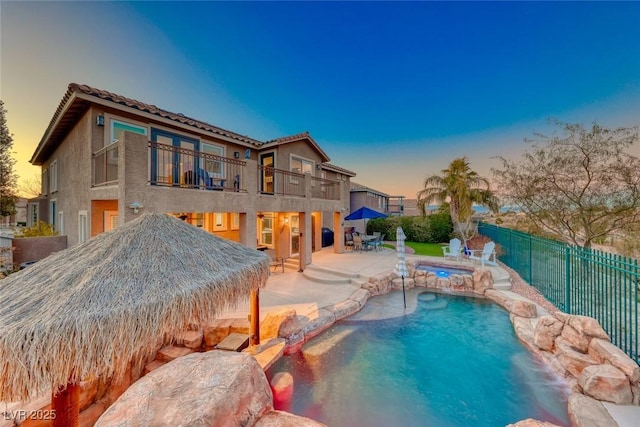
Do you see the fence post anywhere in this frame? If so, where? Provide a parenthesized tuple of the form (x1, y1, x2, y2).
(529, 234, 532, 283)
(565, 245, 571, 314)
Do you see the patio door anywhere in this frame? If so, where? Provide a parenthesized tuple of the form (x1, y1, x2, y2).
(260, 152, 274, 194)
(150, 129, 199, 186)
(290, 214, 300, 257)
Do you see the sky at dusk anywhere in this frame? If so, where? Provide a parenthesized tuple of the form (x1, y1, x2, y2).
(2, 1, 639, 198)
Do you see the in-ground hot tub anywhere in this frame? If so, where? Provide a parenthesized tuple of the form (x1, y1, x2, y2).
(416, 263, 474, 278)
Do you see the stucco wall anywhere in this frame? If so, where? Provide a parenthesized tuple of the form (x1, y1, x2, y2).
(12, 236, 68, 266)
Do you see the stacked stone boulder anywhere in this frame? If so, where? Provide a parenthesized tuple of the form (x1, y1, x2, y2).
(524, 312, 639, 405)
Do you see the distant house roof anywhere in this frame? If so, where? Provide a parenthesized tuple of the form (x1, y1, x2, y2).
(350, 182, 389, 197)
(30, 83, 335, 166)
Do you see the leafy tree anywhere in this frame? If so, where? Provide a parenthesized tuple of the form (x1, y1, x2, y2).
(417, 157, 498, 248)
(493, 121, 640, 248)
(0, 101, 17, 217)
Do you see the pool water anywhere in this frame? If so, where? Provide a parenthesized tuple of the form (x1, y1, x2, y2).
(267, 292, 570, 427)
(416, 264, 473, 278)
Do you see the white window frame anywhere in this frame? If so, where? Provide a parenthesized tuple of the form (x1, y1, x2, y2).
(49, 160, 58, 193)
(213, 212, 226, 231)
(290, 154, 314, 184)
(201, 142, 225, 178)
(42, 167, 48, 196)
(109, 118, 148, 146)
(78, 210, 88, 243)
(231, 213, 239, 230)
(58, 210, 64, 235)
(49, 199, 57, 230)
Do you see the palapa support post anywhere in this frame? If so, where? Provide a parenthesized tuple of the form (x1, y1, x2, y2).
(52, 381, 79, 427)
(249, 288, 260, 351)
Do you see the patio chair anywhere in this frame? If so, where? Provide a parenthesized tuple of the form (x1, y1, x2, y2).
(468, 241, 497, 267)
(353, 235, 363, 252)
(265, 249, 285, 273)
(371, 233, 384, 251)
(345, 233, 354, 251)
(442, 238, 463, 261)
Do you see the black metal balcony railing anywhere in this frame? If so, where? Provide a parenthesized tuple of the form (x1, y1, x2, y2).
(311, 176, 341, 200)
(149, 142, 246, 191)
(92, 141, 341, 201)
(93, 143, 119, 186)
(258, 166, 305, 197)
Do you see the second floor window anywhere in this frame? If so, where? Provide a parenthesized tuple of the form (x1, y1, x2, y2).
(110, 120, 147, 145)
(49, 161, 58, 193)
(291, 157, 314, 175)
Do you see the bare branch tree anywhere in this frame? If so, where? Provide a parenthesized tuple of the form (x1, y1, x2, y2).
(493, 121, 640, 248)
(18, 174, 42, 198)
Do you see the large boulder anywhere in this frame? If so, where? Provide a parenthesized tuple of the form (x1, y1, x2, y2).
(254, 410, 327, 426)
(578, 364, 633, 404)
(555, 338, 598, 378)
(95, 351, 273, 427)
(301, 309, 336, 341)
(533, 316, 564, 352)
(349, 288, 370, 308)
(510, 300, 537, 318)
(261, 308, 297, 341)
(325, 299, 360, 321)
(472, 269, 493, 293)
(507, 419, 562, 427)
(568, 393, 618, 427)
(561, 315, 609, 353)
(588, 338, 640, 383)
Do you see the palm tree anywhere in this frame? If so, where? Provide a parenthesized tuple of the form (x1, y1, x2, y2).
(417, 157, 498, 248)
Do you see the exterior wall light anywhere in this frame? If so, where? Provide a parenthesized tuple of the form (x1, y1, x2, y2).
(129, 202, 143, 214)
(96, 115, 105, 126)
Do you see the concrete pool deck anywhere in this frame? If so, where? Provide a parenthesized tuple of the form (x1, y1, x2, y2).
(220, 246, 639, 427)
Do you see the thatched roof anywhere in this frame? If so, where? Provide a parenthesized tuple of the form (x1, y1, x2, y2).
(0, 213, 269, 402)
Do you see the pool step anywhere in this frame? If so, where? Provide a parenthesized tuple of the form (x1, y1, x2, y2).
(490, 266, 512, 291)
(303, 264, 364, 285)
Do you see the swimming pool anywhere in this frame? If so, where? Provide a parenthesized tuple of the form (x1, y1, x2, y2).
(268, 291, 570, 427)
(416, 264, 474, 278)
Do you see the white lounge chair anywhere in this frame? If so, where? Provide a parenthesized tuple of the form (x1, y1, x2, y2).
(442, 238, 463, 261)
(469, 241, 497, 267)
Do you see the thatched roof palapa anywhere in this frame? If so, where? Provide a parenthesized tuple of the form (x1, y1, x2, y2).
(0, 213, 269, 402)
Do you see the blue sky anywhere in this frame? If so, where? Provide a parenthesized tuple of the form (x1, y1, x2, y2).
(2, 1, 639, 198)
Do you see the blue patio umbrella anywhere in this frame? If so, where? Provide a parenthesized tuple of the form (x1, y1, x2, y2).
(344, 206, 387, 235)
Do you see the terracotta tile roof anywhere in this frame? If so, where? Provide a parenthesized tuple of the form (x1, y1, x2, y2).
(261, 131, 330, 162)
(30, 83, 343, 168)
(71, 83, 262, 145)
(320, 163, 356, 177)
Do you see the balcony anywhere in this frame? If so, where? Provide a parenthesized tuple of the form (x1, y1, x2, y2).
(149, 142, 245, 191)
(258, 166, 340, 200)
(92, 141, 342, 201)
(311, 175, 341, 200)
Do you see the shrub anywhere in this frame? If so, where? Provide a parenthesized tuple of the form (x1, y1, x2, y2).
(365, 213, 453, 243)
(428, 213, 453, 243)
(15, 221, 58, 237)
(466, 235, 504, 257)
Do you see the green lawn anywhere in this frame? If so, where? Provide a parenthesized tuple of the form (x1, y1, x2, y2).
(405, 242, 444, 256)
(382, 242, 444, 256)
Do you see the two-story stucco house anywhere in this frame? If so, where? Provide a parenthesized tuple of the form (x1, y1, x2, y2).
(29, 83, 355, 270)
